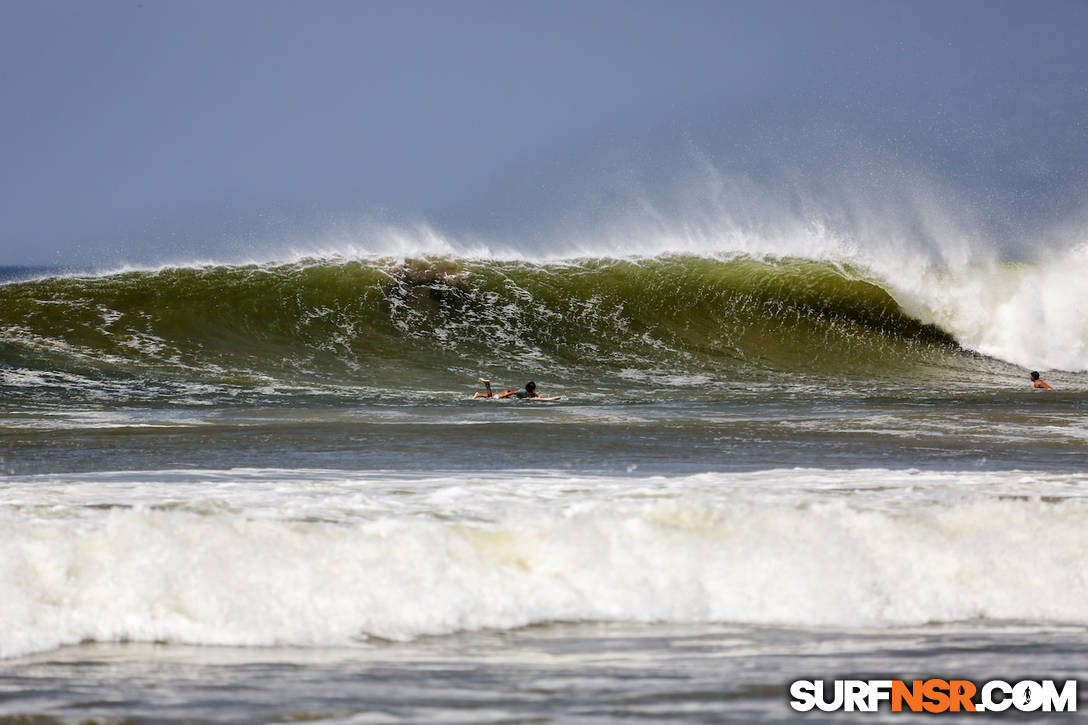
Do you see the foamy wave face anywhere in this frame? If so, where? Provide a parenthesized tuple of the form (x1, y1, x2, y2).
(4, 469, 1088, 658)
(885, 245, 1088, 371)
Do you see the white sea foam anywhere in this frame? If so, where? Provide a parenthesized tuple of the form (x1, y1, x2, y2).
(3, 468, 1088, 659)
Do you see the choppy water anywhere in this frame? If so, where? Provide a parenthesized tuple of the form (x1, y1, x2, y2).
(5, 623, 1088, 724)
(2, 254, 1086, 722)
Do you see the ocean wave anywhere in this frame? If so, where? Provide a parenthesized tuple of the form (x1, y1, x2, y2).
(3, 467, 1088, 658)
(0, 255, 985, 392)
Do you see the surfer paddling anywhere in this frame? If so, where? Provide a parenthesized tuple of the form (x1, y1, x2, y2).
(474, 378, 539, 399)
(1030, 371, 1054, 389)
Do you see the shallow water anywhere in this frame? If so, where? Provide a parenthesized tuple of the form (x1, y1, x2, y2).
(4, 622, 1088, 723)
(5, 392, 1087, 476)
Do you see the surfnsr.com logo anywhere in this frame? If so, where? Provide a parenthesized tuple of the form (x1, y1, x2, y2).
(790, 679, 1077, 713)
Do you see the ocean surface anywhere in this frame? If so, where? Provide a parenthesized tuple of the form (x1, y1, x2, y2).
(2, 250, 1087, 723)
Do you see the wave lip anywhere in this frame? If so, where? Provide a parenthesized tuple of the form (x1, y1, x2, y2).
(895, 247, 1088, 372)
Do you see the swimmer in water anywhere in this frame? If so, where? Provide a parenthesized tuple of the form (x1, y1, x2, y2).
(1030, 371, 1054, 389)
(474, 378, 539, 399)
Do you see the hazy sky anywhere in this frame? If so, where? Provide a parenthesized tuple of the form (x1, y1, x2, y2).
(1, 0, 1086, 265)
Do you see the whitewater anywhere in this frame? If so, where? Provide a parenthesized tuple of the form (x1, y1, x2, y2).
(5, 467, 1088, 662)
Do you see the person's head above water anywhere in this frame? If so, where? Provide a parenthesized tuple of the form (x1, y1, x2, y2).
(1029, 371, 1055, 389)
(525, 381, 536, 393)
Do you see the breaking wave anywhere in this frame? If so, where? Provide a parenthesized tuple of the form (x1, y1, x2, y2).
(3, 468, 1088, 658)
(2, 253, 1036, 399)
